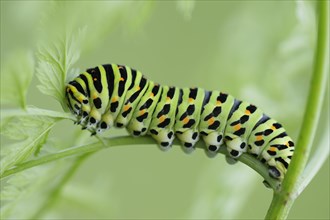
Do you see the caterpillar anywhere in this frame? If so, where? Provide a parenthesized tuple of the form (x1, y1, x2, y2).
(65, 64, 294, 181)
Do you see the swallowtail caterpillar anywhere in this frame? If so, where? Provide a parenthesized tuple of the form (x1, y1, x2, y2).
(65, 64, 295, 182)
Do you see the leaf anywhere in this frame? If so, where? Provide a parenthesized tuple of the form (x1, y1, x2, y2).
(0, 107, 74, 132)
(36, 27, 86, 109)
(35, 2, 87, 108)
(0, 116, 58, 175)
(0, 161, 76, 219)
(35, 1, 154, 110)
(0, 50, 34, 109)
(1, 115, 55, 140)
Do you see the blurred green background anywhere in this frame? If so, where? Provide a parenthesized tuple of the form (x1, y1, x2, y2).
(1, 1, 329, 219)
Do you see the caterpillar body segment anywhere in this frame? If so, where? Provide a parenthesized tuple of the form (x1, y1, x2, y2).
(65, 64, 295, 181)
(175, 88, 205, 153)
(148, 86, 180, 150)
(225, 101, 264, 158)
(199, 92, 235, 157)
(114, 67, 149, 130)
(127, 81, 162, 137)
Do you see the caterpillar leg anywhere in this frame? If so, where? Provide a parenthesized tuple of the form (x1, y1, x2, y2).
(176, 130, 199, 154)
(75, 102, 91, 128)
(96, 112, 114, 133)
(125, 106, 150, 136)
(225, 155, 238, 164)
(201, 131, 223, 157)
(262, 180, 272, 188)
(225, 134, 247, 158)
(126, 122, 148, 137)
(78, 108, 101, 135)
(149, 128, 174, 151)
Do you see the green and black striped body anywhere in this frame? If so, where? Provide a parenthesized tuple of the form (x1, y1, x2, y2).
(66, 64, 295, 180)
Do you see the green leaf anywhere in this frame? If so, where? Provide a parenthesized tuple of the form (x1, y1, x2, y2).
(0, 50, 34, 109)
(0, 107, 74, 124)
(36, 28, 86, 109)
(0, 116, 58, 175)
(1, 115, 55, 140)
(0, 161, 76, 219)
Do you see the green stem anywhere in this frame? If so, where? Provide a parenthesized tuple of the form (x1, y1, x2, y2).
(0, 136, 280, 190)
(265, 1, 329, 219)
(298, 92, 329, 195)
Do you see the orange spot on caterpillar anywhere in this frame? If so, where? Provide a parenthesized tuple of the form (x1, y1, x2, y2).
(208, 118, 215, 125)
(245, 110, 251, 115)
(137, 86, 141, 90)
(256, 135, 263, 141)
(183, 117, 189, 124)
(112, 97, 118, 102)
(269, 147, 277, 152)
(123, 105, 130, 111)
(150, 93, 154, 97)
(120, 77, 124, 81)
(93, 78, 97, 81)
(189, 98, 194, 103)
(271, 125, 276, 130)
(166, 97, 171, 101)
(159, 115, 166, 123)
(234, 124, 241, 131)
(140, 109, 146, 115)
(216, 100, 221, 105)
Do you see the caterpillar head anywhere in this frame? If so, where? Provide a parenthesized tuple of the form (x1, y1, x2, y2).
(65, 81, 90, 123)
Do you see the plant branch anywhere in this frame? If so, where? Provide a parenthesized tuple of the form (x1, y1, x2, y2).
(298, 108, 329, 195)
(265, 1, 329, 219)
(0, 136, 280, 190)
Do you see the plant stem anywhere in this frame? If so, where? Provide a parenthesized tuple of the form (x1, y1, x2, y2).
(265, 1, 329, 219)
(0, 136, 280, 190)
